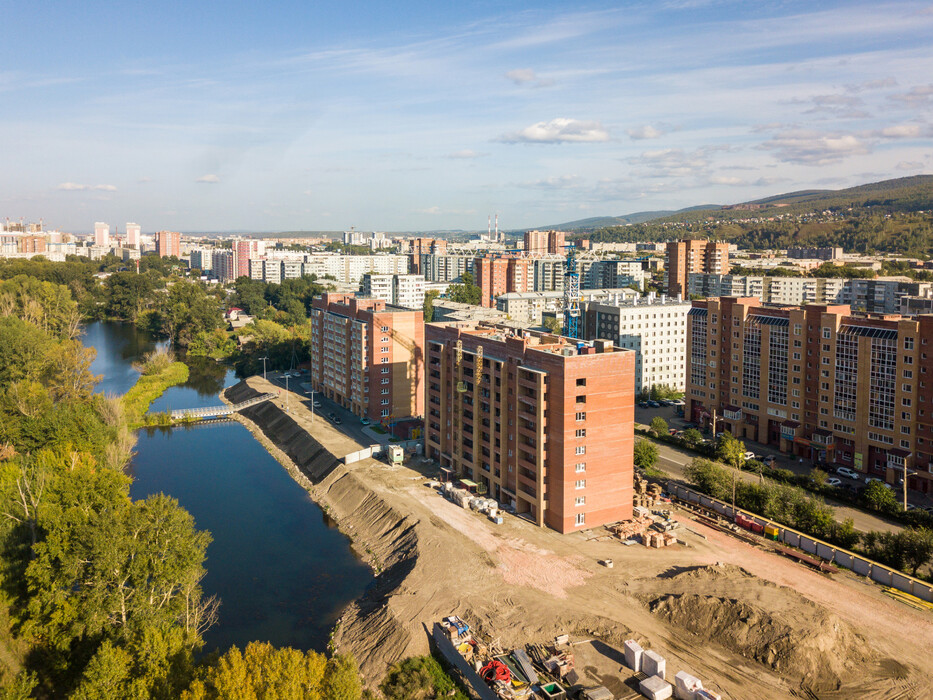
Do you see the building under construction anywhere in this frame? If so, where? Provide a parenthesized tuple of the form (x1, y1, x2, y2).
(424, 322, 635, 533)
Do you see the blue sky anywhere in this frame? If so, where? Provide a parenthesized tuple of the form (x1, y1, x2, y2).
(2, 1, 932, 233)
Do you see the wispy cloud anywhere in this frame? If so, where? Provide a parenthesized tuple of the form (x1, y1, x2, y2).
(498, 118, 609, 144)
(889, 83, 933, 105)
(57, 182, 117, 191)
(517, 175, 585, 189)
(505, 68, 537, 85)
(897, 160, 924, 170)
(627, 125, 665, 140)
(759, 130, 871, 166)
(446, 149, 485, 159)
(196, 174, 220, 183)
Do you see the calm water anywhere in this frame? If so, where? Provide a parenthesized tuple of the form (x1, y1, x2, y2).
(82, 322, 373, 653)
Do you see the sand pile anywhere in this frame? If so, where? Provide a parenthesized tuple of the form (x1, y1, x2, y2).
(647, 566, 873, 693)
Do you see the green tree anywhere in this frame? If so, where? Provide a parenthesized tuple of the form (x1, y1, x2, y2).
(684, 458, 734, 502)
(141, 280, 223, 348)
(633, 440, 659, 471)
(381, 656, 468, 700)
(716, 432, 746, 470)
(809, 467, 828, 488)
(681, 428, 703, 446)
(445, 273, 482, 306)
(182, 642, 328, 700)
(322, 654, 362, 700)
(899, 527, 933, 577)
(649, 416, 668, 436)
(104, 272, 156, 322)
(542, 316, 562, 334)
(861, 480, 899, 513)
(423, 290, 440, 323)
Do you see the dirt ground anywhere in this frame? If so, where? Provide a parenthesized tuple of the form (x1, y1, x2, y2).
(230, 378, 933, 699)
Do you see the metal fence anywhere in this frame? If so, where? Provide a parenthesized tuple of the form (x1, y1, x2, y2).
(667, 481, 933, 603)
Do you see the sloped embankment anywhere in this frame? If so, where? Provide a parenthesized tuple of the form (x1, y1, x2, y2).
(223, 380, 421, 681)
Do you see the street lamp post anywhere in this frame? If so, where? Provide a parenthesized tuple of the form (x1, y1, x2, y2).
(259, 356, 269, 381)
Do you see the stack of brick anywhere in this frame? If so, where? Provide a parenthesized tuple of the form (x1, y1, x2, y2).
(610, 516, 653, 541)
(643, 531, 679, 548)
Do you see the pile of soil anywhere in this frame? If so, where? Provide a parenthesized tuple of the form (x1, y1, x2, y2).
(647, 566, 873, 693)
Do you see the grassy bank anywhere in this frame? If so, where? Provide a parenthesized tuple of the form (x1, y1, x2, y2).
(122, 361, 190, 428)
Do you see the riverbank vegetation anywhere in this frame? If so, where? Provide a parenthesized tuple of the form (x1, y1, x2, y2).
(0, 277, 373, 697)
(121, 348, 191, 427)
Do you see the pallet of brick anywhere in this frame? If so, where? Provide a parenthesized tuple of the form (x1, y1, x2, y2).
(639, 674, 673, 700)
(642, 650, 666, 679)
(674, 671, 703, 699)
(623, 640, 643, 671)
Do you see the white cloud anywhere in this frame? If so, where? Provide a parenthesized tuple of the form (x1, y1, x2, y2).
(889, 84, 933, 105)
(518, 175, 584, 190)
(499, 118, 609, 144)
(879, 123, 923, 138)
(897, 160, 925, 171)
(632, 148, 711, 178)
(57, 182, 117, 191)
(446, 149, 485, 159)
(505, 68, 537, 85)
(627, 125, 664, 140)
(845, 77, 898, 93)
(413, 206, 475, 215)
(196, 174, 220, 183)
(709, 175, 744, 185)
(759, 130, 870, 165)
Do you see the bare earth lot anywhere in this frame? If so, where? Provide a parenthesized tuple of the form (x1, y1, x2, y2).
(229, 378, 933, 699)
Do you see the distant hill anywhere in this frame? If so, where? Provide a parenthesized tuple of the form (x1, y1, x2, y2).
(543, 205, 720, 231)
(543, 175, 933, 232)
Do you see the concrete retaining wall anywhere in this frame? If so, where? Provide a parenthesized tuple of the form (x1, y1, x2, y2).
(666, 482, 933, 603)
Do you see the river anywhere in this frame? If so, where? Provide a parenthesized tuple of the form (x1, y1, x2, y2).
(81, 322, 373, 654)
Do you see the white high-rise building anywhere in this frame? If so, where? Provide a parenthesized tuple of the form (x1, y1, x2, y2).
(361, 273, 425, 310)
(585, 294, 691, 394)
(94, 222, 110, 248)
(126, 223, 141, 248)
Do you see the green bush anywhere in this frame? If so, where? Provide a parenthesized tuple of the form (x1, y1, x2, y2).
(380, 655, 468, 700)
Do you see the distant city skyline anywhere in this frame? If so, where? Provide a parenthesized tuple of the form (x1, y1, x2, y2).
(1, 1, 932, 232)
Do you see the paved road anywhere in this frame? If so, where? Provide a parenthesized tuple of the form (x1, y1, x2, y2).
(264, 371, 390, 447)
(635, 405, 905, 534)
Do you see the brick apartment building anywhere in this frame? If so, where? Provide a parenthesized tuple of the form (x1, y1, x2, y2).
(686, 296, 933, 494)
(154, 230, 181, 258)
(310, 293, 424, 433)
(523, 229, 566, 255)
(666, 239, 729, 298)
(405, 237, 448, 274)
(424, 323, 635, 532)
(474, 257, 532, 307)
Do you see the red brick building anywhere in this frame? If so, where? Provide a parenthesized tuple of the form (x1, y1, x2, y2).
(666, 239, 729, 298)
(154, 230, 181, 258)
(425, 323, 635, 532)
(474, 256, 531, 307)
(310, 293, 424, 433)
(686, 297, 933, 494)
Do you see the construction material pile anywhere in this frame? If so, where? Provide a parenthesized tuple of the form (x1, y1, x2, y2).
(625, 640, 721, 700)
(634, 476, 664, 509)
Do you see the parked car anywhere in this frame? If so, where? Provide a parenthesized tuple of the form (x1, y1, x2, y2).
(671, 399, 686, 406)
(313, 401, 322, 408)
(638, 401, 650, 408)
(360, 417, 371, 426)
(826, 477, 842, 487)
(333, 417, 342, 425)
(835, 467, 860, 480)
(647, 401, 660, 408)
(865, 476, 893, 490)
(742, 451, 755, 461)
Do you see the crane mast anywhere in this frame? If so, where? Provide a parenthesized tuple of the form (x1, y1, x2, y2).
(563, 242, 580, 339)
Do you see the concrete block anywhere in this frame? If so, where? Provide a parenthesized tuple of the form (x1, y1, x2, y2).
(642, 650, 666, 680)
(639, 674, 673, 700)
(623, 639, 644, 671)
(674, 671, 703, 700)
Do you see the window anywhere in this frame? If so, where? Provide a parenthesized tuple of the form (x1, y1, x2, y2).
(901, 439, 911, 448)
(904, 370, 914, 379)
(381, 357, 388, 364)
(575, 513, 585, 526)
(575, 429, 586, 437)
(381, 388, 388, 395)
(903, 398, 912, 406)
(905, 337, 915, 350)
(576, 395, 586, 404)
(576, 378, 586, 387)
(903, 383, 913, 392)
(381, 409, 389, 418)
(822, 327, 831, 339)
(904, 355, 914, 365)
(380, 325, 388, 332)
(575, 462, 586, 473)
(381, 367, 389, 374)
(381, 378, 389, 385)
(575, 496, 585, 506)
(575, 479, 586, 489)
(575, 412, 586, 421)
(575, 445, 586, 455)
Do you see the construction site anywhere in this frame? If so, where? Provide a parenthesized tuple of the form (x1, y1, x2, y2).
(225, 376, 933, 699)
